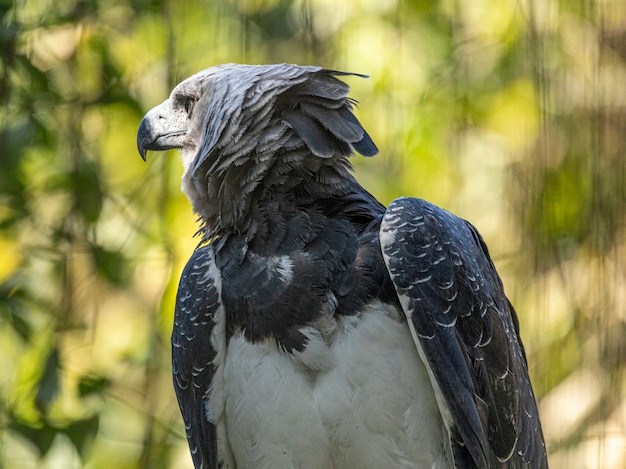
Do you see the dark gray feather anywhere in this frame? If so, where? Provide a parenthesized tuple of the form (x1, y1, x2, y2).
(281, 109, 348, 158)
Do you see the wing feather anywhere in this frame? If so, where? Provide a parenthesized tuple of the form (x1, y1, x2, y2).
(172, 246, 224, 469)
(380, 197, 548, 469)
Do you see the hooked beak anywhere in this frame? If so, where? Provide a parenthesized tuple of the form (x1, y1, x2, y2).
(136, 115, 151, 161)
(136, 103, 186, 161)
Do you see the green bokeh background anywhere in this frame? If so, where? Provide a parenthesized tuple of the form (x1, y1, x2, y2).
(1, 0, 625, 468)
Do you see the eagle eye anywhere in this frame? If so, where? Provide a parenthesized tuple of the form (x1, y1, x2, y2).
(183, 96, 196, 117)
(177, 95, 197, 117)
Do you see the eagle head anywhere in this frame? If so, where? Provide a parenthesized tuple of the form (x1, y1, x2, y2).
(137, 63, 377, 235)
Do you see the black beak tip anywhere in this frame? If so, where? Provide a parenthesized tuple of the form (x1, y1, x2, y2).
(137, 116, 149, 161)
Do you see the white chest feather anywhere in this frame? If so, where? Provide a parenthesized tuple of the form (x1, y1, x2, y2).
(216, 301, 451, 469)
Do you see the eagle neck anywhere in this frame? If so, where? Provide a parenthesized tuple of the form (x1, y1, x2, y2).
(201, 151, 382, 252)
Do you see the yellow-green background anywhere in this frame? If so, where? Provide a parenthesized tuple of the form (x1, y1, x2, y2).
(1, 0, 624, 468)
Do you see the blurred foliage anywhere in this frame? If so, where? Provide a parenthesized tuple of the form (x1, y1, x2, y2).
(0, 0, 624, 468)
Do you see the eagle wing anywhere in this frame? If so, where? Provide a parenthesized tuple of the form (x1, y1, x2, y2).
(380, 197, 547, 469)
(172, 246, 223, 469)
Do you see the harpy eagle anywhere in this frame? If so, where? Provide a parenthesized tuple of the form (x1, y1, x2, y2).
(137, 63, 548, 469)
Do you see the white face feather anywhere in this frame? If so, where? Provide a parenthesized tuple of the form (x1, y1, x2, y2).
(138, 65, 242, 206)
(160, 68, 218, 172)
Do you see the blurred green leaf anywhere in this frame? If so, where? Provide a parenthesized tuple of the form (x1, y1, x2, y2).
(9, 414, 99, 459)
(71, 159, 104, 224)
(90, 244, 129, 286)
(35, 346, 60, 414)
(0, 123, 33, 195)
(0, 283, 33, 341)
(9, 419, 58, 457)
(78, 374, 111, 397)
(65, 414, 99, 457)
